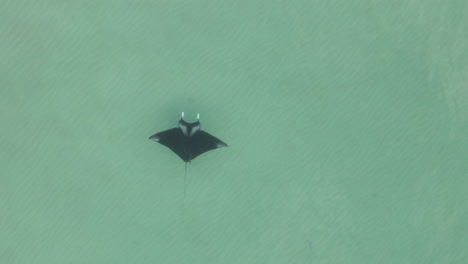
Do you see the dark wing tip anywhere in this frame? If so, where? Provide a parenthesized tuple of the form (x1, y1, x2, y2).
(217, 141, 228, 148)
(149, 134, 160, 141)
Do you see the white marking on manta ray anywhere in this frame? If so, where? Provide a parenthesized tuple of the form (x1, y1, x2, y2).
(177, 121, 188, 136)
(189, 124, 201, 137)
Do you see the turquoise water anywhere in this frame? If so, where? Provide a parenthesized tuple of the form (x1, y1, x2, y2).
(1, 1, 467, 263)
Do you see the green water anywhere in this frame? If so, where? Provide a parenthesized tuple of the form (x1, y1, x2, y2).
(1, 1, 467, 263)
